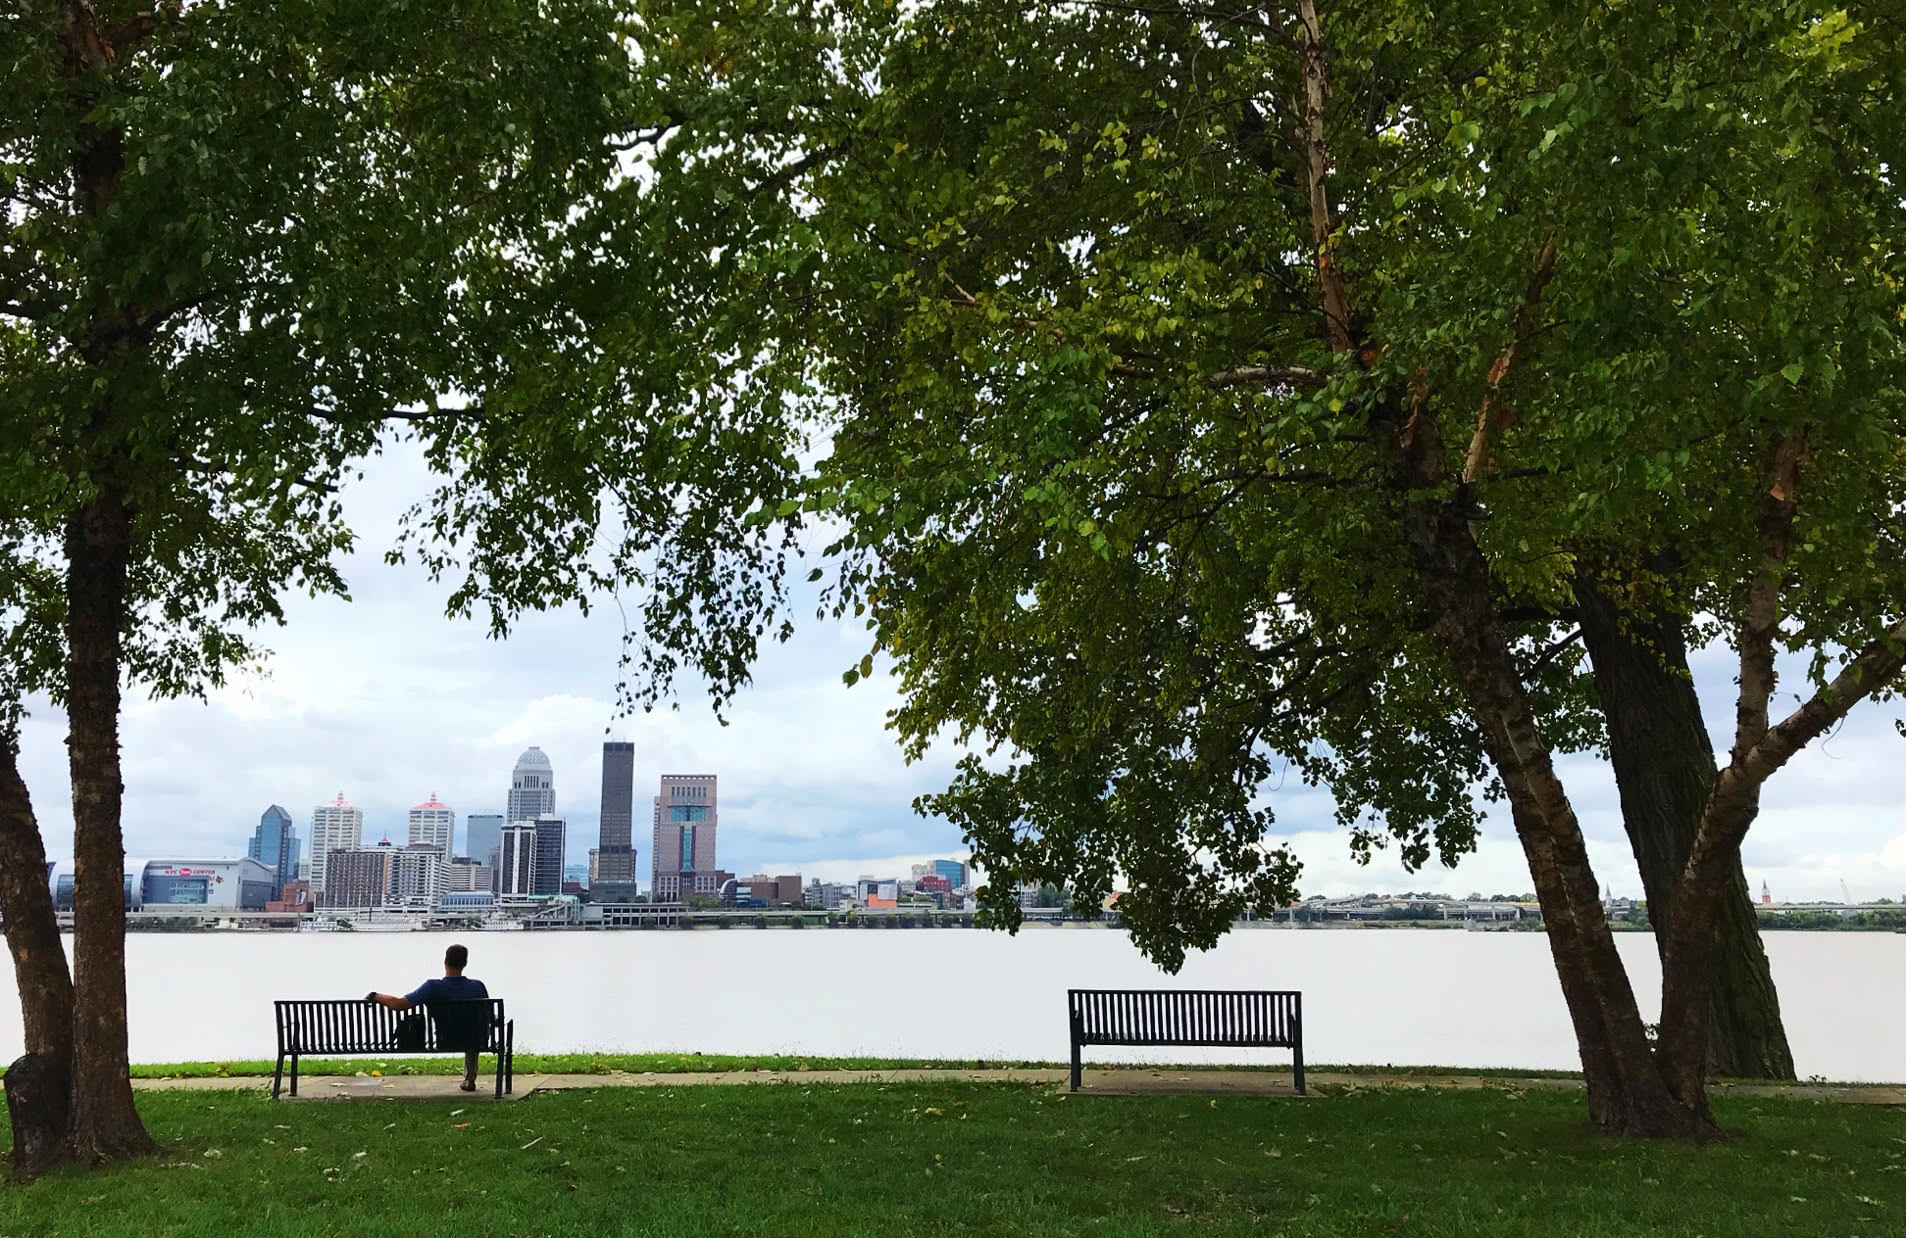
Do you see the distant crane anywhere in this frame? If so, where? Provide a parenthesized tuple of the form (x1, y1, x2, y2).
(1842, 878, 1853, 906)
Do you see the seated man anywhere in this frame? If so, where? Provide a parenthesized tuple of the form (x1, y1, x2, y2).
(368, 943, 491, 1092)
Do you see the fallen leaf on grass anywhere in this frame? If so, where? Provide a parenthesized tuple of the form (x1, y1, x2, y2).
(522, 1135, 545, 1151)
(1127, 1155, 1146, 1162)
(453, 1123, 470, 1130)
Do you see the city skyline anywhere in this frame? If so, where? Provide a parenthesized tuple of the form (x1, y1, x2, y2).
(7, 446, 1903, 900)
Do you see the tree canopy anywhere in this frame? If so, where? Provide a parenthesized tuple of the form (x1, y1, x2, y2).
(654, 0, 1904, 962)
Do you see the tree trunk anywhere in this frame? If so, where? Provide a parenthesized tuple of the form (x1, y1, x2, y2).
(1654, 774, 1768, 1111)
(63, 488, 155, 1164)
(1575, 575, 1795, 1080)
(0, 735, 75, 1179)
(1370, 373, 1712, 1135)
(1398, 499, 1712, 1136)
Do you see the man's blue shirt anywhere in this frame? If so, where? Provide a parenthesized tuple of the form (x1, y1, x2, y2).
(405, 975, 489, 1006)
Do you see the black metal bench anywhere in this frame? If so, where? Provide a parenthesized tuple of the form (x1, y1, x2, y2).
(273, 999, 514, 1099)
(1067, 989, 1304, 1093)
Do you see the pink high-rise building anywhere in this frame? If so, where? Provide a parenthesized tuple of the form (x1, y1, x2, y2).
(651, 774, 717, 901)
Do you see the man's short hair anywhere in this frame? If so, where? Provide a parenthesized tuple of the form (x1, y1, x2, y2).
(445, 944, 469, 971)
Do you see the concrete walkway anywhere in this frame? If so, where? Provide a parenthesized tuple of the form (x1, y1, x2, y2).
(131, 1068, 1906, 1106)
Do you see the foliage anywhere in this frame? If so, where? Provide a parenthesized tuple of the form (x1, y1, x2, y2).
(2, 0, 813, 719)
(624, 1, 1905, 968)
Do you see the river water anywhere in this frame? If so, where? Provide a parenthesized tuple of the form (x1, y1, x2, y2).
(3, 928, 1899, 1079)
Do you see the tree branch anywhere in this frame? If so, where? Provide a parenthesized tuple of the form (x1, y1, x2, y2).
(1730, 432, 1806, 760)
(306, 403, 487, 426)
(1296, 0, 1354, 355)
(1461, 229, 1557, 485)
(1740, 616, 1906, 788)
(1524, 625, 1584, 679)
(1108, 360, 1328, 390)
(1682, 613, 1906, 895)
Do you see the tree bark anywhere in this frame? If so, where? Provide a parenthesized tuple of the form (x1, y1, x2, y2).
(0, 735, 75, 1179)
(63, 488, 155, 1163)
(1574, 575, 1795, 1080)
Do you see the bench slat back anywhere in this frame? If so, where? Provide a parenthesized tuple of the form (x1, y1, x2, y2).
(1068, 989, 1300, 1048)
(276, 1000, 505, 1054)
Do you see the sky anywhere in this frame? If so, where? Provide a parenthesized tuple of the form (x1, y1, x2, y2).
(13, 442, 1906, 902)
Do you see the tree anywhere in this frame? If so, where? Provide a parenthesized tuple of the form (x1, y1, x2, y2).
(3, 0, 797, 1172)
(639, 0, 1900, 1134)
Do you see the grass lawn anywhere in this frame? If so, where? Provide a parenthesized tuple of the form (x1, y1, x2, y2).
(4, 1082, 1902, 1235)
(127, 1051, 1047, 1079)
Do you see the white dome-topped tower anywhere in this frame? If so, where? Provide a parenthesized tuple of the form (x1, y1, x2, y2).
(507, 747, 555, 823)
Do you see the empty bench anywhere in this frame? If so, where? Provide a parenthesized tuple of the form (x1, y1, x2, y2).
(1067, 989, 1304, 1093)
(273, 998, 514, 1099)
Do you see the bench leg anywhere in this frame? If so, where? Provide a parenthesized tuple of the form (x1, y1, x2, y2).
(1070, 1039, 1082, 1092)
(289, 1055, 299, 1098)
(1293, 1041, 1305, 1097)
(272, 1053, 285, 1100)
(504, 1020, 514, 1095)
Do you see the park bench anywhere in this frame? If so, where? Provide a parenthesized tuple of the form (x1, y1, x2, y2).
(1067, 989, 1304, 1094)
(273, 998, 514, 1100)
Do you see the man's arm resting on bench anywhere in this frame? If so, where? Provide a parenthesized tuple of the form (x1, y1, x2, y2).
(367, 992, 412, 1011)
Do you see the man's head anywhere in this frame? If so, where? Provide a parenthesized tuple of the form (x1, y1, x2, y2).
(445, 944, 469, 974)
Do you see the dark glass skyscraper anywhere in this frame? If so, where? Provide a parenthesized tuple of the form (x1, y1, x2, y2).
(532, 816, 566, 896)
(248, 805, 300, 892)
(596, 741, 636, 888)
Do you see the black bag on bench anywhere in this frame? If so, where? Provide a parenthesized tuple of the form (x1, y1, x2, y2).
(392, 1012, 427, 1051)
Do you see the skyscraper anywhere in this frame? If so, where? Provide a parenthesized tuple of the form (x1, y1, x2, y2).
(507, 747, 555, 823)
(532, 816, 566, 897)
(498, 822, 538, 896)
(651, 774, 717, 901)
(466, 812, 503, 893)
(309, 792, 364, 895)
(596, 741, 636, 889)
(407, 794, 454, 892)
(248, 805, 301, 892)
(465, 812, 503, 867)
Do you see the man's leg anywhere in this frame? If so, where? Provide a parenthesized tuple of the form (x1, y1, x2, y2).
(464, 1051, 479, 1089)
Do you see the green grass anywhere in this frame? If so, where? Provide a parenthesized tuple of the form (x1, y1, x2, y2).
(128, 1052, 1055, 1079)
(5, 1082, 1901, 1234)
(125, 1052, 1600, 1081)
(127, 1053, 1876, 1086)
